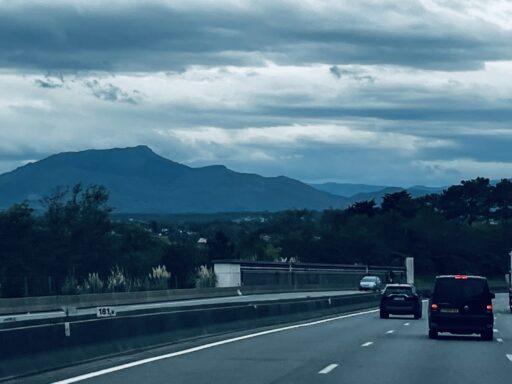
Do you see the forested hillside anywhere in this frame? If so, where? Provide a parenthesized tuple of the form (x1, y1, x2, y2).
(1, 177, 511, 297)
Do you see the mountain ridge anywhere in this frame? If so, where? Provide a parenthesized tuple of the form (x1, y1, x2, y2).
(311, 181, 445, 204)
(0, 146, 349, 213)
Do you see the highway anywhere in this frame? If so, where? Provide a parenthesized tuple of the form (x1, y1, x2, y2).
(0, 290, 362, 325)
(19, 293, 511, 384)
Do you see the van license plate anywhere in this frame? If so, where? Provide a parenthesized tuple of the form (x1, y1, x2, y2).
(440, 308, 459, 313)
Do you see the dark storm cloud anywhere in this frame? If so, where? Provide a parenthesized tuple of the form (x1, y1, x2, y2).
(1, 2, 511, 72)
(2, 1, 512, 186)
(34, 74, 65, 89)
(329, 66, 375, 82)
(34, 78, 63, 88)
(256, 105, 512, 123)
(84, 80, 139, 104)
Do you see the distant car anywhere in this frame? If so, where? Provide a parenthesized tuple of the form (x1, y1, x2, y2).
(359, 276, 382, 291)
(428, 275, 495, 340)
(380, 284, 422, 319)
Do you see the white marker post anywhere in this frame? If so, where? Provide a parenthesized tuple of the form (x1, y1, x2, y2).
(406, 257, 414, 284)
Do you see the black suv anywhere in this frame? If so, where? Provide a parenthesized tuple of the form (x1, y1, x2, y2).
(380, 284, 422, 319)
(428, 275, 495, 340)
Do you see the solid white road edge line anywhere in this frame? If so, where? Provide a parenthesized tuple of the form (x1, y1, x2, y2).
(318, 364, 339, 374)
(51, 308, 379, 384)
(361, 341, 374, 347)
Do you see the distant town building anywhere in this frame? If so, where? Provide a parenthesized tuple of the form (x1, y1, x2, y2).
(260, 234, 271, 242)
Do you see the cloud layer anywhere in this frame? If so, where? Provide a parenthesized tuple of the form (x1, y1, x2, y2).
(1, 0, 512, 186)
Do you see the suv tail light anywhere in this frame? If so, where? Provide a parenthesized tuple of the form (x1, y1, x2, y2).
(454, 275, 468, 279)
(486, 304, 492, 311)
(431, 303, 438, 311)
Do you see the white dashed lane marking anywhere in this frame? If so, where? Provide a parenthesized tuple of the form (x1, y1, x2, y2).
(497, 338, 503, 343)
(403, 322, 410, 326)
(386, 330, 395, 334)
(493, 329, 499, 333)
(507, 354, 512, 363)
(361, 342, 374, 347)
(318, 364, 338, 375)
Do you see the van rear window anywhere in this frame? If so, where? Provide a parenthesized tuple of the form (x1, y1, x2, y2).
(385, 287, 412, 295)
(433, 278, 489, 302)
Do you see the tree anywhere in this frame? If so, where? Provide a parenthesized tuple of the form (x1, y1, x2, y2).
(0, 202, 36, 296)
(438, 185, 466, 221)
(209, 230, 234, 260)
(346, 200, 377, 217)
(492, 179, 512, 224)
(460, 177, 492, 225)
(381, 191, 417, 218)
(40, 183, 113, 282)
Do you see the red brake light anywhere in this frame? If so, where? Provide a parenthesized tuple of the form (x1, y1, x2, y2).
(454, 275, 468, 279)
(431, 303, 438, 310)
(486, 304, 492, 311)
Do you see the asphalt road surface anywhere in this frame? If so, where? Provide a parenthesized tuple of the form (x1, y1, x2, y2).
(33, 293, 512, 384)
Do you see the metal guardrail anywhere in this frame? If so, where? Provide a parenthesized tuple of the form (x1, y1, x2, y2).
(0, 284, 364, 316)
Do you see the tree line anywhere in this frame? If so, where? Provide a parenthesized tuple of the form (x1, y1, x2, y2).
(0, 178, 511, 297)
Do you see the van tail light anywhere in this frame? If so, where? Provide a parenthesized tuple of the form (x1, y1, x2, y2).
(486, 304, 492, 311)
(431, 303, 438, 311)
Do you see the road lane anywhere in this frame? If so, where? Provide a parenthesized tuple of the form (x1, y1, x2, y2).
(18, 293, 512, 384)
(47, 304, 420, 383)
(330, 297, 510, 384)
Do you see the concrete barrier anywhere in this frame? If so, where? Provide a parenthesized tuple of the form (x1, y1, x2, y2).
(0, 292, 379, 381)
(0, 284, 360, 315)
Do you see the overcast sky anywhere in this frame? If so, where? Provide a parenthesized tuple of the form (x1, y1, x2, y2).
(1, 0, 512, 186)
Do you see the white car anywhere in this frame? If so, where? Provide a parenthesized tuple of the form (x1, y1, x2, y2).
(359, 276, 382, 291)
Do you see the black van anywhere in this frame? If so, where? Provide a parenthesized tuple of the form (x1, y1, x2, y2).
(428, 275, 495, 340)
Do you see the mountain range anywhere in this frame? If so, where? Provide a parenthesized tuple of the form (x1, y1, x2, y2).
(0, 146, 350, 213)
(0, 146, 448, 213)
(311, 183, 444, 203)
